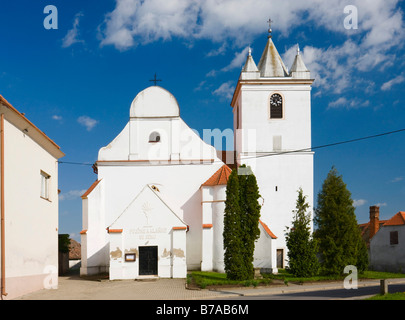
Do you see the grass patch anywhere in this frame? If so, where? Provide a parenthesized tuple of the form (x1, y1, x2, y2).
(367, 292, 405, 300)
(188, 270, 405, 289)
(265, 269, 405, 283)
(188, 271, 271, 289)
(263, 269, 343, 284)
(361, 271, 405, 280)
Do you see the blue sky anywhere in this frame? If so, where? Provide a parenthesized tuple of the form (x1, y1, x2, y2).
(1, 0, 405, 241)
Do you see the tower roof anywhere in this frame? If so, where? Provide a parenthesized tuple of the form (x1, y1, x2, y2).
(257, 38, 289, 77)
(202, 165, 232, 186)
(242, 48, 259, 72)
(290, 45, 311, 79)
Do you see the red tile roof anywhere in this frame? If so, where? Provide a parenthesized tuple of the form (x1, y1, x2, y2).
(384, 211, 405, 226)
(202, 165, 232, 186)
(259, 220, 277, 239)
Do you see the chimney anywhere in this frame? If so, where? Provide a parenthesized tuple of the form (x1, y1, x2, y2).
(369, 206, 380, 240)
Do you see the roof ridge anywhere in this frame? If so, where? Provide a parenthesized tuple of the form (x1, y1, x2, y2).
(383, 211, 405, 226)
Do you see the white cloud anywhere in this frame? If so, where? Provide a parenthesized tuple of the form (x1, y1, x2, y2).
(221, 47, 250, 72)
(374, 202, 387, 207)
(390, 176, 403, 183)
(62, 13, 84, 48)
(213, 81, 235, 100)
(100, 0, 200, 50)
(193, 80, 206, 92)
(381, 75, 405, 91)
(59, 189, 87, 201)
(52, 115, 62, 121)
(206, 43, 227, 57)
(353, 199, 367, 207)
(77, 116, 99, 131)
(99, 0, 405, 99)
(100, 0, 404, 49)
(328, 97, 370, 110)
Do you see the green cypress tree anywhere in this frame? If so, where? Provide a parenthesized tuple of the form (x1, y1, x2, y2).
(285, 188, 319, 277)
(223, 165, 261, 280)
(223, 169, 244, 280)
(239, 166, 261, 279)
(314, 167, 369, 275)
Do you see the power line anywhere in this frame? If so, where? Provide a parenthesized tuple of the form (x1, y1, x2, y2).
(58, 161, 93, 166)
(242, 127, 405, 160)
(57, 127, 405, 166)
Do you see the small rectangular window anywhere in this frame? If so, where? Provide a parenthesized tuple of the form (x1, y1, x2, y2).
(273, 136, 282, 151)
(390, 231, 399, 245)
(40, 171, 51, 200)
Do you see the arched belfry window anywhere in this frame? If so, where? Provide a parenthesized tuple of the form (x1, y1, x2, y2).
(149, 131, 161, 143)
(270, 93, 283, 119)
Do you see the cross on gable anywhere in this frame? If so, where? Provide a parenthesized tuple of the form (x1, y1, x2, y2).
(149, 73, 162, 86)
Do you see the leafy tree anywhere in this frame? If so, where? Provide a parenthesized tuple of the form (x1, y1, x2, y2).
(285, 188, 320, 277)
(223, 169, 244, 280)
(239, 166, 261, 279)
(314, 167, 369, 275)
(223, 165, 261, 280)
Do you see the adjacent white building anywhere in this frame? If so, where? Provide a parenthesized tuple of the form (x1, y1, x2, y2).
(81, 31, 314, 279)
(370, 211, 405, 273)
(0, 95, 65, 300)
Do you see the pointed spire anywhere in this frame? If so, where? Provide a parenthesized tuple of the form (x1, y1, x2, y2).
(241, 46, 260, 80)
(242, 47, 259, 72)
(257, 20, 289, 77)
(257, 38, 289, 77)
(289, 44, 311, 79)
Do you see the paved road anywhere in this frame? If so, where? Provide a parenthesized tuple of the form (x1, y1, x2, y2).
(14, 273, 405, 301)
(216, 283, 405, 300)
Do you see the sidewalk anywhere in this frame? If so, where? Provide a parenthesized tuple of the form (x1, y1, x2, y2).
(14, 273, 405, 300)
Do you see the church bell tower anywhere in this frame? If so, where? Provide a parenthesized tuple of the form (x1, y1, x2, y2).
(230, 24, 314, 270)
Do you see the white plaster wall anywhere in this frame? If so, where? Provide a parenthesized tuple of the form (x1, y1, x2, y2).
(234, 80, 314, 269)
(370, 226, 405, 273)
(254, 224, 275, 271)
(85, 110, 224, 272)
(99, 118, 216, 162)
(242, 153, 314, 268)
(201, 185, 227, 272)
(108, 186, 187, 279)
(3, 119, 59, 296)
(97, 162, 222, 271)
(237, 84, 312, 154)
(202, 184, 276, 273)
(81, 180, 108, 275)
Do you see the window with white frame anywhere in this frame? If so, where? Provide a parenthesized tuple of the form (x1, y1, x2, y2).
(149, 131, 161, 143)
(40, 171, 51, 200)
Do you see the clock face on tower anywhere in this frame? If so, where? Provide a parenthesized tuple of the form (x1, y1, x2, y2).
(270, 93, 283, 119)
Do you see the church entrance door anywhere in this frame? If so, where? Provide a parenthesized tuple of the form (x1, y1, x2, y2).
(139, 246, 158, 275)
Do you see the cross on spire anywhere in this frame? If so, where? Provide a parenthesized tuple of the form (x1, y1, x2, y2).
(149, 73, 162, 86)
(267, 18, 273, 39)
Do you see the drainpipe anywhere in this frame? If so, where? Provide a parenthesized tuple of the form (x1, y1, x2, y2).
(1, 113, 7, 298)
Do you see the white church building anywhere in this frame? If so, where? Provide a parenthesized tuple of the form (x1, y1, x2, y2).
(80, 31, 314, 279)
